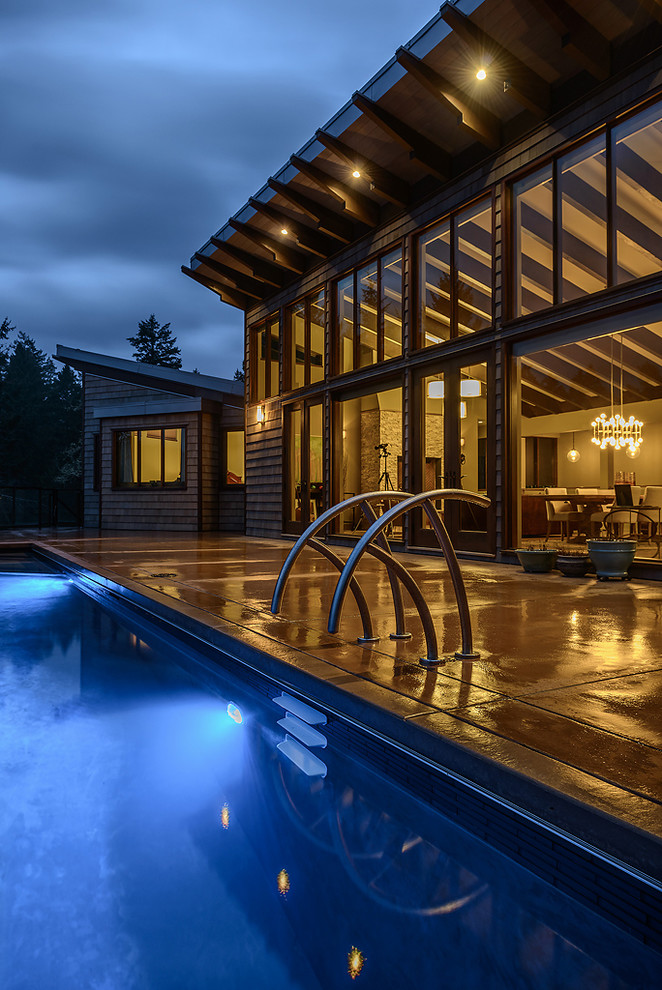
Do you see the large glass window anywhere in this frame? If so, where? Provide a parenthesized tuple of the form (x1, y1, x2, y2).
(513, 165, 554, 316)
(514, 321, 662, 560)
(334, 248, 403, 374)
(251, 315, 280, 401)
(225, 431, 244, 484)
(418, 198, 493, 346)
(286, 289, 325, 391)
(115, 428, 185, 488)
(512, 98, 662, 316)
(615, 101, 662, 283)
(334, 385, 403, 538)
(560, 137, 607, 302)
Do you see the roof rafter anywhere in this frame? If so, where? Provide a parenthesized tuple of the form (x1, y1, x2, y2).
(314, 129, 410, 206)
(289, 154, 380, 226)
(208, 236, 289, 288)
(440, 5, 550, 117)
(395, 47, 501, 149)
(525, 0, 610, 81)
(352, 91, 451, 182)
(266, 177, 354, 242)
(637, 0, 662, 24)
(193, 252, 267, 299)
(228, 218, 308, 273)
(181, 266, 248, 310)
(248, 197, 340, 257)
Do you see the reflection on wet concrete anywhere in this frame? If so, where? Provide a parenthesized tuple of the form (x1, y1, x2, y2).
(12, 531, 662, 849)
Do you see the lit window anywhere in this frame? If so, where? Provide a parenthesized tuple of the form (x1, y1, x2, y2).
(115, 428, 185, 488)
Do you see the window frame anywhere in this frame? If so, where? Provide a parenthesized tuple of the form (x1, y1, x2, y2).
(112, 426, 187, 490)
(415, 193, 495, 350)
(249, 313, 280, 402)
(284, 287, 325, 393)
(332, 244, 404, 377)
(508, 92, 662, 319)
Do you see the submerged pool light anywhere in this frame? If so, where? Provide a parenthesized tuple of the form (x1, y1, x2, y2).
(226, 702, 243, 724)
(220, 803, 230, 829)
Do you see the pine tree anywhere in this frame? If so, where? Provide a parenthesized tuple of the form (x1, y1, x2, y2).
(127, 314, 182, 368)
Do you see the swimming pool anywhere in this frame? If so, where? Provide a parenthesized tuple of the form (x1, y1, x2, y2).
(1, 569, 660, 989)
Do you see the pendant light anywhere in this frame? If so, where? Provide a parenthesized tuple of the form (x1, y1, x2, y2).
(566, 433, 580, 463)
(591, 335, 643, 455)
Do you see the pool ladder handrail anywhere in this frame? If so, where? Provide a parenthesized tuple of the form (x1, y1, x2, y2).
(271, 489, 490, 664)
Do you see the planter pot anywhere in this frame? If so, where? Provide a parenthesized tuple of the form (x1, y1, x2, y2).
(586, 540, 637, 581)
(516, 549, 558, 573)
(556, 554, 593, 578)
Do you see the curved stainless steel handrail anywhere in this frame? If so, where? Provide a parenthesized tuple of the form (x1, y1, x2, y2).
(271, 491, 414, 641)
(327, 489, 490, 663)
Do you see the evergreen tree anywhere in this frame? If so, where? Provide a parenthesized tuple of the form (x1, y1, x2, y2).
(50, 364, 83, 487)
(0, 333, 57, 486)
(0, 325, 82, 490)
(127, 314, 182, 368)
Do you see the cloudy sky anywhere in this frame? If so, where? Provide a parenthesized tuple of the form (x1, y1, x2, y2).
(1, 1, 433, 378)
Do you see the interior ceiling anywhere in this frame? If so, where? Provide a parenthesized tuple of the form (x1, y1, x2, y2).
(520, 323, 662, 418)
(183, 0, 662, 311)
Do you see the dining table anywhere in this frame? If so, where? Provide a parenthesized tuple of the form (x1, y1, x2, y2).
(542, 493, 613, 541)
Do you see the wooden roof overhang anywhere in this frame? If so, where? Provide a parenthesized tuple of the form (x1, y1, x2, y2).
(184, 0, 662, 314)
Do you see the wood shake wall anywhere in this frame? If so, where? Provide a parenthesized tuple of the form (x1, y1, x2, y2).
(83, 375, 243, 532)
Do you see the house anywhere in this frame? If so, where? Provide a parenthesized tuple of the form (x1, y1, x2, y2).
(55, 347, 244, 532)
(184, 0, 662, 569)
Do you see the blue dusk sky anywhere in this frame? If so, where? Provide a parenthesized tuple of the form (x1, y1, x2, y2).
(1, 1, 433, 378)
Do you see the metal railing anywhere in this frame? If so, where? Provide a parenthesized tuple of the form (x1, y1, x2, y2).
(0, 488, 83, 529)
(271, 489, 490, 665)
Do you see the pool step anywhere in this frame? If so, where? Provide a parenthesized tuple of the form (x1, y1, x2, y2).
(277, 735, 327, 778)
(273, 693, 327, 725)
(277, 713, 327, 748)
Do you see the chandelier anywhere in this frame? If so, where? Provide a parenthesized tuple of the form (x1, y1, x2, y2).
(591, 334, 643, 455)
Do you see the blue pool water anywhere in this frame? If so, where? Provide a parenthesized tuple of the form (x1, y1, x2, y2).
(1, 571, 660, 989)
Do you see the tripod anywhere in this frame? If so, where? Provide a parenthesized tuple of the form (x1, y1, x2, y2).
(376, 443, 395, 491)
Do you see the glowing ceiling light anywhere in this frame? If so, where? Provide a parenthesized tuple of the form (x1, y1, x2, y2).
(352, 169, 361, 178)
(476, 67, 487, 81)
(281, 227, 288, 236)
(347, 947, 365, 980)
(428, 379, 444, 399)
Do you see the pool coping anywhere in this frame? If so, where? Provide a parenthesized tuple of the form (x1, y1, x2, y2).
(28, 541, 662, 883)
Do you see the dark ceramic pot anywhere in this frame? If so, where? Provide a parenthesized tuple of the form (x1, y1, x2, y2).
(515, 549, 558, 573)
(556, 554, 593, 577)
(586, 539, 637, 580)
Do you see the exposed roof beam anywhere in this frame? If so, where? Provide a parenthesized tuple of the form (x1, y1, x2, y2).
(228, 218, 308, 273)
(637, 0, 662, 24)
(440, 5, 550, 118)
(289, 154, 380, 226)
(395, 47, 501, 150)
(248, 197, 340, 258)
(314, 129, 410, 206)
(266, 177, 354, 242)
(352, 91, 451, 182)
(208, 236, 289, 288)
(181, 266, 247, 310)
(525, 0, 610, 81)
(193, 252, 266, 300)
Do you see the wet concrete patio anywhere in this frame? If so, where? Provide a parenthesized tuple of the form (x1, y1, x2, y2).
(3, 529, 662, 876)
